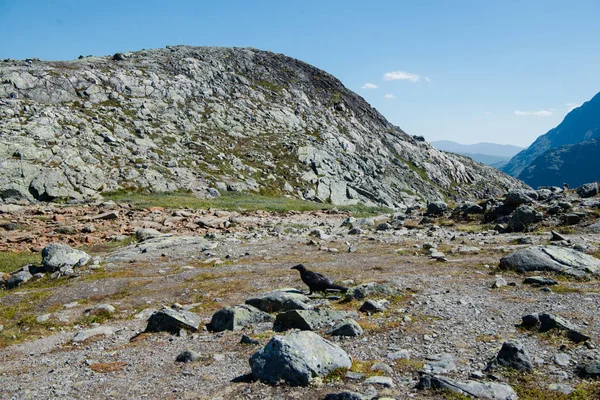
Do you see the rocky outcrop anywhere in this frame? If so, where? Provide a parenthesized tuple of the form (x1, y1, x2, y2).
(0, 46, 526, 207)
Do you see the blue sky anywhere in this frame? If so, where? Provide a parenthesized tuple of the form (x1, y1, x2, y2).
(1, 0, 599, 147)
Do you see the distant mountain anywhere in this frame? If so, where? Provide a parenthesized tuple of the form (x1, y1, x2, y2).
(503, 92, 600, 178)
(518, 138, 600, 188)
(431, 141, 524, 158)
(430, 141, 524, 167)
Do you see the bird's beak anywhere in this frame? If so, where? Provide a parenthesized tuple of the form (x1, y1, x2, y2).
(291, 264, 301, 270)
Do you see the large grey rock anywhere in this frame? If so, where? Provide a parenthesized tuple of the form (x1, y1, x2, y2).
(245, 289, 311, 313)
(423, 354, 457, 374)
(587, 220, 600, 233)
(344, 282, 400, 301)
(417, 374, 517, 400)
(520, 313, 590, 342)
(249, 331, 352, 386)
(522, 276, 558, 286)
(274, 309, 356, 331)
(485, 341, 533, 372)
(427, 201, 448, 215)
(506, 205, 543, 232)
(209, 304, 274, 332)
(499, 245, 600, 278)
(41, 244, 91, 272)
(576, 182, 599, 198)
(504, 189, 538, 206)
(145, 307, 200, 334)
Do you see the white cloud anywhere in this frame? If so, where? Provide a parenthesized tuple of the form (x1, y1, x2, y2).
(424, 76, 432, 83)
(514, 110, 552, 117)
(384, 94, 395, 99)
(566, 102, 581, 112)
(361, 82, 378, 89)
(484, 112, 493, 116)
(383, 71, 422, 82)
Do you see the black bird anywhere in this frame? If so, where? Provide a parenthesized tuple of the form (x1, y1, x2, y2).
(291, 264, 348, 294)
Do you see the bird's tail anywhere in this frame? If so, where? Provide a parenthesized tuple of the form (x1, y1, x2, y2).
(327, 283, 348, 292)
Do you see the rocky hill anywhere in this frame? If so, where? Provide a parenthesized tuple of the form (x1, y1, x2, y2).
(503, 91, 600, 180)
(0, 46, 525, 208)
(518, 137, 600, 188)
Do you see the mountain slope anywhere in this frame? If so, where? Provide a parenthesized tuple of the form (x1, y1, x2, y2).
(503, 92, 600, 178)
(431, 141, 524, 158)
(518, 138, 600, 188)
(0, 46, 526, 207)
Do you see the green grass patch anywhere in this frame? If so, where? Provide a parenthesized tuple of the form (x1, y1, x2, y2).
(0, 251, 41, 274)
(103, 190, 392, 216)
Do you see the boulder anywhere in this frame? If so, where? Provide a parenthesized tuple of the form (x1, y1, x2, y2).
(326, 319, 363, 337)
(274, 309, 356, 331)
(520, 313, 590, 343)
(485, 341, 533, 372)
(209, 304, 274, 332)
(427, 201, 448, 216)
(504, 189, 538, 206)
(576, 182, 598, 198)
(506, 206, 543, 232)
(245, 289, 311, 313)
(135, 228, 163, 241)
(359, 299, 388, 314)
(145, 307, 200, 334)
(417, 374, 517, 400)
(455, 201, 484, 215)
(345, 282, 400, 301)
(587, 220, 600, 233)
(41, 244, 91, 272)
(499, 245, 600, 278)
(175, 350, 202, 363)
(249, 331, 352, 386)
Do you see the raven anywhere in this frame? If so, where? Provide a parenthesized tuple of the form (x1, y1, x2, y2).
(290, 264, 348, 294)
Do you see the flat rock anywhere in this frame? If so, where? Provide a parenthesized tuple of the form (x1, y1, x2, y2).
(363, 376, 394, 387)
(423, 354, 457, 374)
(7, 268, 33, 289)
(522, 276, 558, 286)
(72, 326, 115, 342)
(274, 309, 357, 332)
(209, 304, 274, 332)
(249, 330, 351, 386)
(324, 392, 368, 400)
(345, 282, 400, 301)
(417, 374, 517, 400)
(577, 361, 600, 379)
(499, 245, 600, 278)
(145, 308, 200, 334)
(245, 289, 311, 313)
(358, 299, 388, 313)
(135, 228, 163, 241)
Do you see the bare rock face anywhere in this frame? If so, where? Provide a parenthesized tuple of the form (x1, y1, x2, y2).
(0, 46, 526, 207)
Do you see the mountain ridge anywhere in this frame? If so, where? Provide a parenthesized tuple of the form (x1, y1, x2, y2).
(0, 46, 527, 207)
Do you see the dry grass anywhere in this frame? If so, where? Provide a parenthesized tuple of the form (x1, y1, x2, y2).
(89, 362, 128, 373)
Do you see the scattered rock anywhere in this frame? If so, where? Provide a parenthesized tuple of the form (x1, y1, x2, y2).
(135, 228, 163, 241)
(326, 319, 363, 337)
(344, 282, 400, 301)
(427, 201, 448, 215)
(423, 354, 457, 374)
(249, 331, 352, 386)
(553, 353, 571, 367)
(274, 309, 356, 332)
(576, 182, 599, 198)
(507, 206, 543, 232)
(417, 374, 517, 400)
(485, 341, 533, 372)
(550, 230, 568, 241)
(577, 361, 600, 379)
(324, 392, 367, 400)
(41, 244, 91, 272)
(176, 350, 202, 363)
(492, 277, 507, 289)
(364, 376, 394, 387)
(358, 299, 388, 314)
(522, 276, 558, 286)
(145, 308, 200, 334)
(209, 304, 274, 332)
(72, 326, 115, 342)
(240, 335, 260, 345)
(245, 289, 311, 313)
(7, 267, 33, 289)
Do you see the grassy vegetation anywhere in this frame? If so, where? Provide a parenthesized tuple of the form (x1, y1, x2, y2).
(103, 190, 392, 216)
(0, 251, 41, 274)
(500, 369, 600, 400)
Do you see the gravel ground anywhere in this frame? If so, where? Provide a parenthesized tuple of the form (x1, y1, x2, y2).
(1, 206, 599, 399)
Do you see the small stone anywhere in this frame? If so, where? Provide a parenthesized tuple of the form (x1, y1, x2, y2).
(359, 299, 388, 314)
(370, 362, 393, 375)
(363, 376, 394, 388)
(240, 335, 260, 345)
(492, 277, 507, 288)
(176, 350, 202, 363)
(553, 353, 570, 367)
